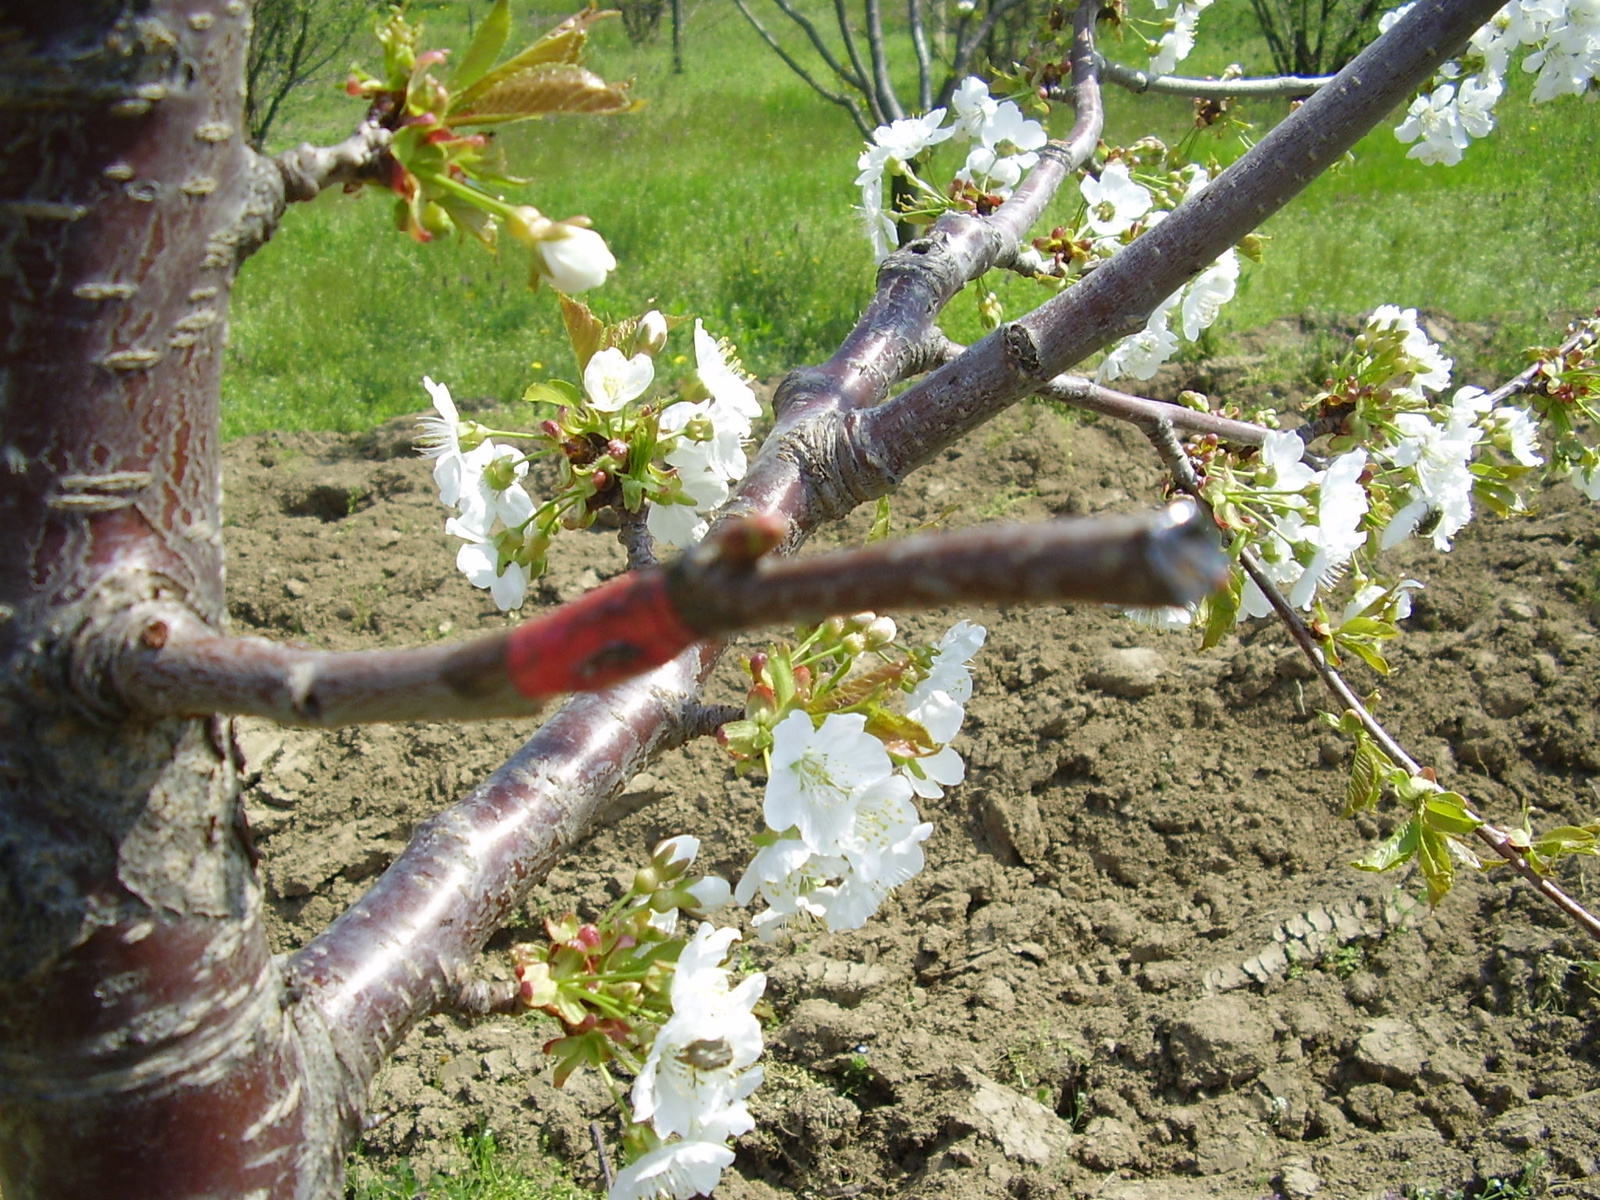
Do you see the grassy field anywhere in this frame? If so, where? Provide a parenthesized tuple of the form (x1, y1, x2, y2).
(224, 0, 1600, 438)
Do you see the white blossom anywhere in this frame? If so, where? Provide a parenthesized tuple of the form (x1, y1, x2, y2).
(447, 520, 530, 611)
(534, 225, 616, 293)
(584, 347, 655, 412)
(631, 924, 765, 1144)
(417, 377, 494, 508)
(1097, 287, 1182, 382)
(1151, 0, 1213, 73)
(1380, 408, 1483, 551)
(1569, 461, 1600, 500)
(764, 712, 896, 853)
(1081, 163, 1153, 238)
(608, 1140, 735, 1200)
(453, 444, 535, 538)
(1366, 306, 1453, 392)
(1180, 250, 1240, 341)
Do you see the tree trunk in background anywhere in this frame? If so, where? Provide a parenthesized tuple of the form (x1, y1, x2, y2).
(672, 0, 685, 73)
(0, 4, 350, 1196)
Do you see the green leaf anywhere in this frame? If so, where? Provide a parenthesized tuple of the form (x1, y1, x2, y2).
(1344, 740, 1386, 818)
(1530, 824, 1600, 861)
(1421, 792, 1483, 838)
(1200, 574, 1240, 650)
(523, 378, 582, 406)
(1352, 816, 1420, 873)
(1416, 823, 1455, 905)
(1340, 637, 1392, 676)
(451, 0, 512, 93)
(863, 708, 936, 756)
(1338, 617, 1398, 638)
(869, 496, 891, 543)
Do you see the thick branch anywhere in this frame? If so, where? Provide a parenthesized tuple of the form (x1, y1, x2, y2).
(272, 121, 393, 203)
(1094, 56, 1335, 98)
(857, 0, 1507, 479)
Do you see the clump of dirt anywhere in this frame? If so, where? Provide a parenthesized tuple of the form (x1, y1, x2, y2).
(229, 368, 1600, 1199)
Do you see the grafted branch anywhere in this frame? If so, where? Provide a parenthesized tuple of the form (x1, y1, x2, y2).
(271, 121, 393, 203)
(118, 506, 1222, 727)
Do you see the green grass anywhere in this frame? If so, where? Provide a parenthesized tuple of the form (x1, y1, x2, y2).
(346, 1128, 598, 1200)
(226, 0, 1600, 438)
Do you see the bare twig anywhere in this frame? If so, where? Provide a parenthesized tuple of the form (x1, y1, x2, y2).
(272, 121, 392, 203)
(771, 0, 871, 93)
(592, 1123, 615, 1193)
(1044, 375, 1271, 445)
(1144, 418, 1600, 945)
(684, 703, 744, 740)
(733, 0, 875, 135)
(1093, 56, 1335, 98)
(1479, 317, 1598, 408)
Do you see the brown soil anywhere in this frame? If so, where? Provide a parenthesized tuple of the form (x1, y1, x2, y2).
(229, 360, 1600, 1200)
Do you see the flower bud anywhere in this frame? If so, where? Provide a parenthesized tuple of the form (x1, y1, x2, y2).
(420, 201, 455, 238)
(636, 309, 669, 356)
(842, 633, 867, 656)
(533, 224, 616, 294)
(863, 616, 897, 648)
(747, 651, 769, 681)
(845, 611, 877, 631)
(457, 420, 491, 451)
(682, 415, 714, 443)
(633, 866, 662, 895)
(607, 438, 630, 463)
(651, 834, 700, 875)
(591, 468, 609, 491)
(684, 875, 732, 914)
(575, 923, 602, 950)
(821, 615, 846, 640)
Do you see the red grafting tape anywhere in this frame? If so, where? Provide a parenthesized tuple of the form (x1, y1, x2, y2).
(505, 570, 701, 699)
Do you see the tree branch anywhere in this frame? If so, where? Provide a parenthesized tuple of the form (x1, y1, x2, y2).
(733, 0, 875, 136)
(1093, 55, 1335, 98)
(770, 0, 872, 95)
(272, 121, 393, 203)
(835, 0, 888, 126)
(116, 505, 1221, 726)
(1042, 375, 1271, 446)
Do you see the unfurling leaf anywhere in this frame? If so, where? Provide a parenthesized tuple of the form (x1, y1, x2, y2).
(1421, 792, 1483, 838)
(1530, 823, 1600, 864)
(1344, 738, 1387, 817)
(451, 64, 639, 125)
(1352, 815, 1420, 873)
(451, 6, 614, 110)
(862, 708, 937, 756)
(560, 294, 606, 372)
(1200, 574, 1241, 650)
(1416, 823, 1455, 905)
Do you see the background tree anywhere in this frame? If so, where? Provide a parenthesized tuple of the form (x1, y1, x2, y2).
(1247, 0, 1383, 75)
(246, 0, 369, 146)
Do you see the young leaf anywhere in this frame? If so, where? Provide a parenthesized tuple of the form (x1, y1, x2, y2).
(1416, 823, 1455, 905)
(450, 6, 613, 111)
(523, 379, 583, 406)
(451, 64, 639, 126)
(869, 496, 891, 542)
(1352, 816, 1420, 874)
(451, 0, 512, 93)
(1344, 739, 1386, 818)
(1530, 824, 1600, 862)
(1421, 792, 1483, 838)
(1200, 574, 1240, 650)
(560, 294, 606, 373)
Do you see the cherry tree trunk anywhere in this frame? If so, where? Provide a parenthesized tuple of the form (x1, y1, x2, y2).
(0, 4, 352, 1195)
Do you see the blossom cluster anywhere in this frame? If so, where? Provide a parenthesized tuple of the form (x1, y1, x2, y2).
(856, 77, 1047, 258)
(734, 620, 986, 939)
(1089, 162, 1241, 383)
(1145, 0, 1217, 73)
(1152, 306, 1572, 656)
(418, 312, 759, 609)
(1390, 0, 1599, 165)
(611, 923, 766, 1200)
